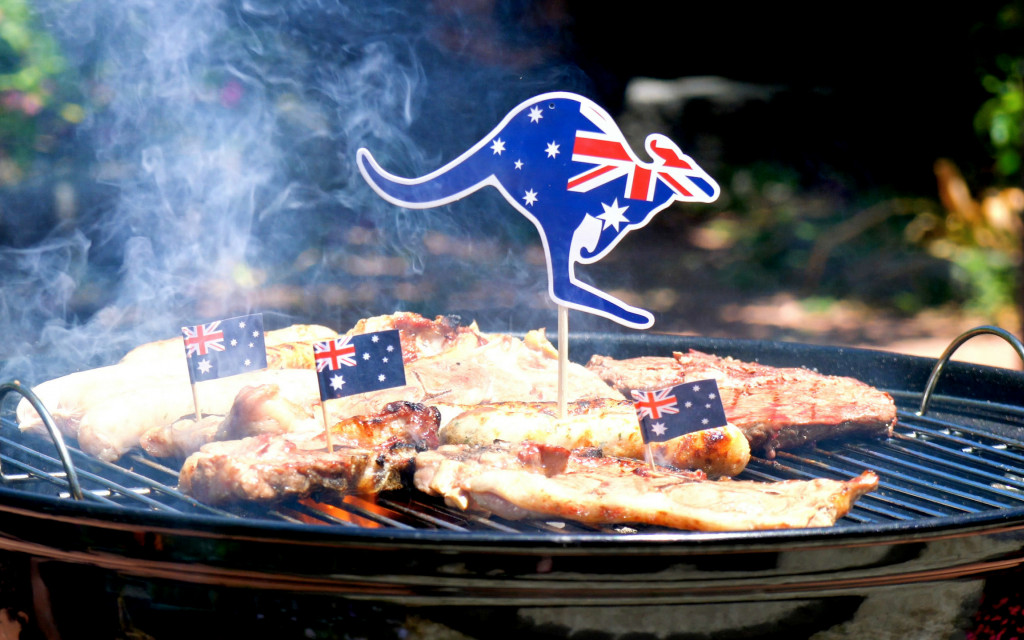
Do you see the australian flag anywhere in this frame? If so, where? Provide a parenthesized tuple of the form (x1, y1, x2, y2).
(630, 379, 728, 443)
(314, 329, 406, 401)
(181, 313, 268, 383)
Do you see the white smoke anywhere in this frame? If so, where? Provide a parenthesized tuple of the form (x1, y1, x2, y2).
(0, 0, 586, 383)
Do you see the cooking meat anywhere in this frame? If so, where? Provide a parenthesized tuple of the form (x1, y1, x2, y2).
(346, 311, 491, 362)
(140, 379, 321, 459)
(118, 323, 338, 368)
(179, 401, 440, 504)
(142, 324, 621, 459)
(70, 368, 318, 462)
(414, 442, 879, 531)
(23, 312, 619, 462)
(322, 329, 621, 417)
(586, 350, 897, 456)
(440, 398, 750, 477)
(142, 326, 621, 459)
(16, 323, 334, 443)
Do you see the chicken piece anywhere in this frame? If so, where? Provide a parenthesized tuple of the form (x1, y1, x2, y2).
(16, 324, 335, 439)
(118, 323, 338, 368)
(440, 398, 750, 477)
(140, 415, 223, 460)
(414, 442, 879, 531)
(179, 401, 440, 505)
(69, 368, 317, 462)
(586, 350, 897, 456)
(140, 379, 321, 459)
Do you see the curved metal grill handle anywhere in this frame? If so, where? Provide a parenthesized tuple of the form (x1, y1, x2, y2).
(0, 380, 83, 500)
(918, 325, 1024, 417)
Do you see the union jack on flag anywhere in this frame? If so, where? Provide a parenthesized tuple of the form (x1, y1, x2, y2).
(569, 126, 715, 202)
(313, 329, 406, 401)
(631, 387, 680, 421)
(314, 337, 357, 372)
(181, 313, 268, 383)
(182, 322, 225, 357)
(631, 379, 728, 443)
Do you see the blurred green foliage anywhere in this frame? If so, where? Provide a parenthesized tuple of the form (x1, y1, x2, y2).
(974, 2, 1024, 182)
(0, 0, 82, 181)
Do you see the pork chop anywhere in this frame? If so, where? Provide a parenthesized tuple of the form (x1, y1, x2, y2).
(414, 442, 879, 531)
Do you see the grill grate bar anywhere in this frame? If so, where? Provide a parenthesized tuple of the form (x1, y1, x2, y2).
(376, 496, 468, 531)
(0, 455, 122, 508)
(799, 447, 1014, 512)
(894, 425, 1024, 472)
(0, 434, 174, 511)
(738, 460, 925, 522)
(744, 456, 950, 520)
(878, 438, 1024, 494)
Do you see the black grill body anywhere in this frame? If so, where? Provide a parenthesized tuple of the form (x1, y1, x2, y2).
(1, 333, 1023, 638)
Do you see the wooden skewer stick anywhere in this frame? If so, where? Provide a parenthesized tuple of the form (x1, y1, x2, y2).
(321, 403, 333, 453)
(557, 304, 569, 419)
(191, 383, 201, 421)
(644, 442, 656, 471)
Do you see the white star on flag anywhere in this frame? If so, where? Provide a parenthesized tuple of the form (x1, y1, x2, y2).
(528, 106, 543, 122)
(330, 375, 346, 391)
(523, 189, 538, 206)
(597, 198, 630, 231)
(545, 141, 560, 158)
(197, 359, 212, 374)
(490, 138, 506, 155)
(651, 422, 667, 436)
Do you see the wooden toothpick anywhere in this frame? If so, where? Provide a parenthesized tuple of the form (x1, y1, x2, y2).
(321, 403, 333, 453)
(557, 304, 569, 419)
(191, 383, 201, 420)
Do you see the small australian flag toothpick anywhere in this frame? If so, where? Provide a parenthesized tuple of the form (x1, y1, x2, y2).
(313, 329, 406, 401)
(181, 313, 268, 383)
(631, 379, 728, 444)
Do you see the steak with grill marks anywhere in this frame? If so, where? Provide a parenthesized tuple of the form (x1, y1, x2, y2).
(585, 350, 897, 456)
(414, 441, 878, 530)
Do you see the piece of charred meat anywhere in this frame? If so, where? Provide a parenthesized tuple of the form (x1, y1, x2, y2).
(586, 350, 897, 456)
(178, 401, 440, 505)
(440, 398, 750, 477)
(415, 442, 879, 531)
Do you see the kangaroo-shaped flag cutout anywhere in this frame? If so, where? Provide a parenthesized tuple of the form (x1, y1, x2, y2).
(357, 91, 720, 329)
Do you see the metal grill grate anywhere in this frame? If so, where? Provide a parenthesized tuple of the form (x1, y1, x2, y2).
(3, 394, 1024, 534)
(3, 326, 1024, 535)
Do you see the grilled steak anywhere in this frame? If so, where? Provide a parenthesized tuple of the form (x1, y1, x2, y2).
(415, 442, 879, 530)
(440, 398, 750, 477)
(178, 401, 440, 505)
(586, 350, 897, 456)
